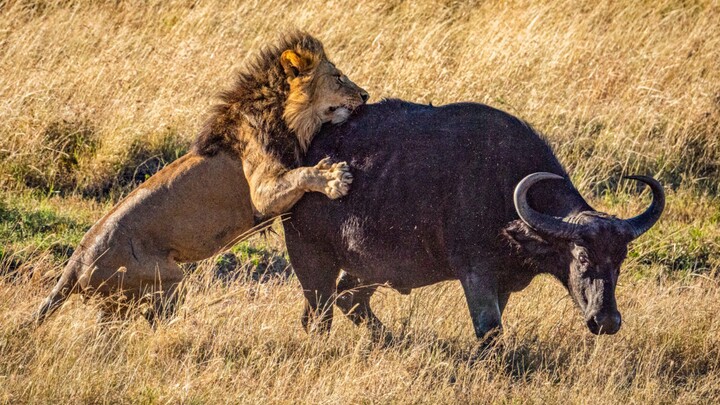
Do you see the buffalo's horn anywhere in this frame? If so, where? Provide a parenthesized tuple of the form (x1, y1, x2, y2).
(513, 172, 577, 238)
(622, 175, 665, 239)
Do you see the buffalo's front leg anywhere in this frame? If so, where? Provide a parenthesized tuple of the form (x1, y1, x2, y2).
(458, 270, 502, 340)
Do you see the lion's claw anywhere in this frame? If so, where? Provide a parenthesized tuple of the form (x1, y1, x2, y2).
(315, 158, 352, 199)
(316, 157, 334, 170)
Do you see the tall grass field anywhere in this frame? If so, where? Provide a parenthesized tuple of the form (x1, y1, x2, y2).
(1, 0, 719, 403)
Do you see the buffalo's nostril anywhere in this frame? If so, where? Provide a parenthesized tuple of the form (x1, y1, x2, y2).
(592, 312, 622, 335)
(360, 92, 369, 103)
(586, 318, 600, 335)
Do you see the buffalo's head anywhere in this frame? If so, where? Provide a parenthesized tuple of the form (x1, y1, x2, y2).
(504, 172, 665, 335)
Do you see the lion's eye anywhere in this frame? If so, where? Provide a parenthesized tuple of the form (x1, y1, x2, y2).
(336, 74, 344, 83)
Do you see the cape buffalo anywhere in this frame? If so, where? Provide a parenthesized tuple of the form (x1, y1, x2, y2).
(284, 99, 664, 339)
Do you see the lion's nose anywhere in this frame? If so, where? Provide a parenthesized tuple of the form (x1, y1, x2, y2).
(360, 91, 369, 103)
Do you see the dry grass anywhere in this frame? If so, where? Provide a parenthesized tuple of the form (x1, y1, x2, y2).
(2, 0, 719, 195)
(2, 259, 720, 403)
(1, 0, 719, 403)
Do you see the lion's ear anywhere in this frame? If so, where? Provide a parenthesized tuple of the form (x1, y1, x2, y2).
(281, 50, 313, 78)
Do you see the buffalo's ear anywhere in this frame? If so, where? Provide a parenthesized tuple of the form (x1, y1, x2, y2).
(281, 50, 314, 78)
(502, 220, 557, 258)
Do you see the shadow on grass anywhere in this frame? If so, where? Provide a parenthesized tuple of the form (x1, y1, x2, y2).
(184, 245, 292, 284)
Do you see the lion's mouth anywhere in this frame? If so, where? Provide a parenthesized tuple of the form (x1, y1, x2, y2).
(328, 105, 353, 124)
(328, 103, 357, 113)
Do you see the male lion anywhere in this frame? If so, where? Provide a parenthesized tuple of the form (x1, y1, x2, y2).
(32, 31, 368, 325)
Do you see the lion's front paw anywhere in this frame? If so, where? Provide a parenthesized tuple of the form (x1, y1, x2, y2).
(316, 159, 353, 199)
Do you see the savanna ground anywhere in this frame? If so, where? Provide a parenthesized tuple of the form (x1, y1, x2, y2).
(1, 0, 719, 403)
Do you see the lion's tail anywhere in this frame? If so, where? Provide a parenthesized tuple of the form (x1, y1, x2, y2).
(30, 261, 79, 327)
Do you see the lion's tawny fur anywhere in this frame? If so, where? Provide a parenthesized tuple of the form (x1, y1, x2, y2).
(31, 31, 368, 326)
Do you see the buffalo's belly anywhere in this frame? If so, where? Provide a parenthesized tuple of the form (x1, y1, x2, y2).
(336, 226, 455, 290)
(343, 261, 455, 291)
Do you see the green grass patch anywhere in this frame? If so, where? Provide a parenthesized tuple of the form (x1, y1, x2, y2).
(0, 194, 92, 272)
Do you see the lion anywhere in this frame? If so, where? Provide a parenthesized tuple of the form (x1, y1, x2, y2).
(31, 31, 369, 326)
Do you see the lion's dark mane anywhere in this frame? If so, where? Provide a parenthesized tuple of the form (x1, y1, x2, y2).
(191, 31, 325, 166)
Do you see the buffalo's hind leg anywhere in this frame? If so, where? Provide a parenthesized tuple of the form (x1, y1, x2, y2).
(335, 272, 389, 342)
(291, 245, 339, 334)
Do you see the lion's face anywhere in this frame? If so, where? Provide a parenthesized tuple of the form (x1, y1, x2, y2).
(309, 60, 369, 124)
(281, 49, 369, 151)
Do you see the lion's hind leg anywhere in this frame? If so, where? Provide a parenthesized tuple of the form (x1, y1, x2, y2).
(95, 297, 136, 326)
(30, 259, 80, 327)
(142, 282, 182, 328)
(138, 259, 184, 329)
(91, 257, 184, 328)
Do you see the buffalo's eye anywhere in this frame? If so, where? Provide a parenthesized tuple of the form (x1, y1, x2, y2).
(578, 253, 590, 266)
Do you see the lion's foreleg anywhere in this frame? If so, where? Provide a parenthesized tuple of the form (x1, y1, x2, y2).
(246, 158, 353, 217)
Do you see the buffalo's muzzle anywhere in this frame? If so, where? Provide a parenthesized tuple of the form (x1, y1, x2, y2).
(586, 311, 622, 335)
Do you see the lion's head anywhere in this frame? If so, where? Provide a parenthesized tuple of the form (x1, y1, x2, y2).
(280, 41, 369, 151)
(193, 32, 368, 162)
